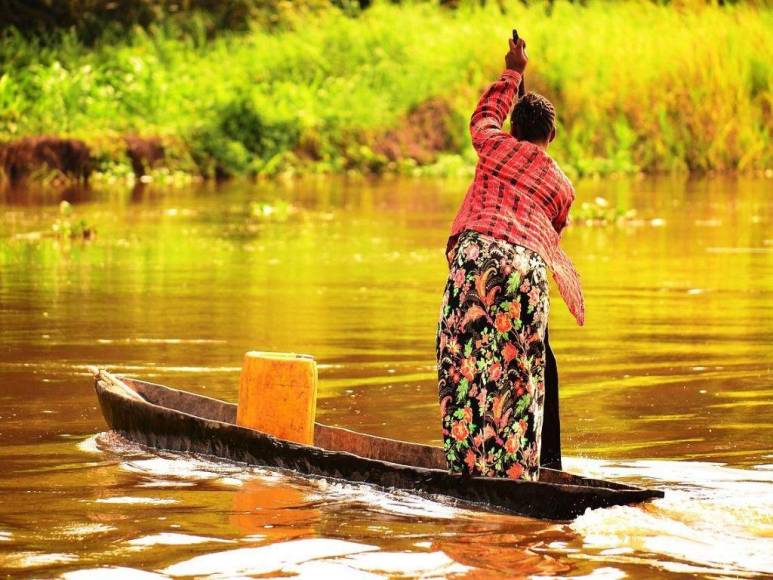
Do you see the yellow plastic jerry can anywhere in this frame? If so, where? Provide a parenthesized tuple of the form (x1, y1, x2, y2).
(236, 351, 318, 445)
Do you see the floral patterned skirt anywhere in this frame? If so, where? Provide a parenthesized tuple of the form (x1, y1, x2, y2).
(436, 230, 549, 481)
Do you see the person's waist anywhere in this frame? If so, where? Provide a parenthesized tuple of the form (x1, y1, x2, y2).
(452, 228, 549, 267)
(452, 224, 555, 259)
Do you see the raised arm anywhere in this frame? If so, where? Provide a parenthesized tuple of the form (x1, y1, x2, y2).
(469, 38, 530, 177)
(469, 69, 522, 154)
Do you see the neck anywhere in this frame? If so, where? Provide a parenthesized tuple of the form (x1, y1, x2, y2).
(513, 134, 549, 150)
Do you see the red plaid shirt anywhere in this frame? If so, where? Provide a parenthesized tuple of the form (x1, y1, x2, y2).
(448, 69, 584, 326)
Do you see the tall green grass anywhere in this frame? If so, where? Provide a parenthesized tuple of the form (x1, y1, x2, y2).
(0, 1, 770, 178)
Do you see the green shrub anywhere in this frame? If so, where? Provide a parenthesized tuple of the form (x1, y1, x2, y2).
(189, 94, 300, 177)
(0, 1, 770, 178)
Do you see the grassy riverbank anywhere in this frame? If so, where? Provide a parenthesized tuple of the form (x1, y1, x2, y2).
(0, 1, 770, 182)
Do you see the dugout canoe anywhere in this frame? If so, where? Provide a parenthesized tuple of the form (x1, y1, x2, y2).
(92, 370, 664, 520)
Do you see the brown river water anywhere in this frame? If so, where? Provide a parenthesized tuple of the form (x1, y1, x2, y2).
(0, 175, 771, 578)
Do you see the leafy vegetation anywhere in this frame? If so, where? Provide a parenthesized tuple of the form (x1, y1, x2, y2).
(0, 1, 770, 181)
(52, 200, 95, 239)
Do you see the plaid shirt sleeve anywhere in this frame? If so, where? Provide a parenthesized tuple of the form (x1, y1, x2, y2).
(552, 181, 576, 235)
(469, 69, 529, 180)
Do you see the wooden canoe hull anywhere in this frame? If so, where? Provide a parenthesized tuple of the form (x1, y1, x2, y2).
(93, 373, 664, 520)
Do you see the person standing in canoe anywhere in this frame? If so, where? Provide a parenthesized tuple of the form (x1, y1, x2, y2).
(436, 34, 584, 481)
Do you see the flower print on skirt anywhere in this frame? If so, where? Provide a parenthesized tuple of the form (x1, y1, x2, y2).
(436, 230, 549, 481)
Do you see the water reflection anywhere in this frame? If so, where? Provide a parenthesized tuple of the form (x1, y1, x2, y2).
(231, 479, 320, 539)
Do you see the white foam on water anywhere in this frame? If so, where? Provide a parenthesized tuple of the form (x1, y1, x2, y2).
(136, 479, 196, 488)
(0, 531, 12, 542)
(61, 566, 169, 580)
(56, 523, 116, 537)
(127, 533, 234, 547)
(311, 480, 474, 520)
(565, 457, 773, 488)
(96, 433, 472, 521)
(216, 477, 245, 488)
(533, 567, 626, 580)
(76, 434, 102, 454)
(94, 434, 269, 487)
(0, 552, 77, 569)
(95, 497, 177, 506)
(287, 560, 383, 580)
(336, 550, 472, 576)
(598, 547, 633, 556)
(121, 456, 250, 482)
(566, 457, 773, 577)
(161, 538, 379, 577)
(546, 541, 581, 554)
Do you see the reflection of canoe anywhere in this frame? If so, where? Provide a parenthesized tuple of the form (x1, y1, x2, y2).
(93, 370, 664, 520)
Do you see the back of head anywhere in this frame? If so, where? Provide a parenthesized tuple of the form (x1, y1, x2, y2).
(511, 92, 556, 144)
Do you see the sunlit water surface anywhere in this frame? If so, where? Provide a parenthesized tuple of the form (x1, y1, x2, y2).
(0, 176, 771, 578)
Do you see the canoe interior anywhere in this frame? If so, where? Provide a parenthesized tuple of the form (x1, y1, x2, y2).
(121, 376, 648, 493)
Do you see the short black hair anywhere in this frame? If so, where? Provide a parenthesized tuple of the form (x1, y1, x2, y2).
(511, 92, 556, 143)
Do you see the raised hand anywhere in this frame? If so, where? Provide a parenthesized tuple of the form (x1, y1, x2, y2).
(505, 37, 528, 74)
